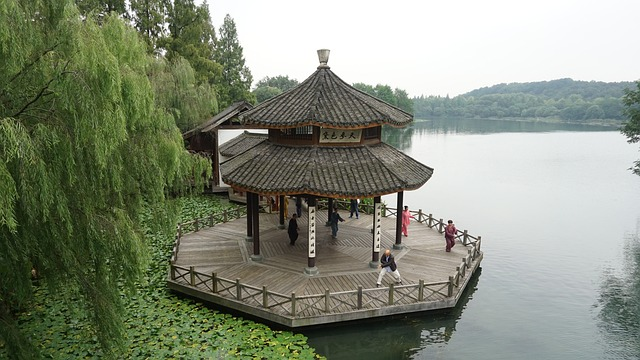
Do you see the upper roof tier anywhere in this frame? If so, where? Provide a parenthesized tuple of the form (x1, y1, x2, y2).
(240, 49, 413, 129)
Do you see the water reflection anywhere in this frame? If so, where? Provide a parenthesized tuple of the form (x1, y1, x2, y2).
(304, 270, 481, 360)
(597, 223, 640, 360)
(383, 118, 619, 150)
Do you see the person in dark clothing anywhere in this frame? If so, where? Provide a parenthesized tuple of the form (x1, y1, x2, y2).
(349, 199, 359, 219)
(288, 214, 299, 245)
(330, 208, 344, 238)
(295, 196, 302, 217)
(377, 249, 402, 287)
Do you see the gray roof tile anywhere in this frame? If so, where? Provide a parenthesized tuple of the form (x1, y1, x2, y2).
(240, 68, 413, 128)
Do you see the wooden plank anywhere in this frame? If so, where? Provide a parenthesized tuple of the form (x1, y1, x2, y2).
(169, 209, 482, 327)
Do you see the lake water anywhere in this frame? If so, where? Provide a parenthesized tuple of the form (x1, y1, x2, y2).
(302, 119, 640, 360)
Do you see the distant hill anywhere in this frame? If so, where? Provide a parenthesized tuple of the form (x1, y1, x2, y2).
(464, 78, 634, 101)
(414, 78, 635, 122)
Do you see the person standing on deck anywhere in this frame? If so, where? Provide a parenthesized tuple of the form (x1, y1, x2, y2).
(377, 249, 402, 287)
(349, 199, 359, 219)
(401, 205, 415, 236)
(295, 196, 302, 217)
(445, 219, 457, 252)
(288, 214, 299, 245)
(330, 207, 344, 239)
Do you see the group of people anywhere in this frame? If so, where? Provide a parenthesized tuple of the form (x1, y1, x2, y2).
(286, 200, 458, 286)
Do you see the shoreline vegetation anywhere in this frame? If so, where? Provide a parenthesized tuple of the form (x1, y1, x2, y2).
(413, 116, 624, 128)
(2, 195, 323, 359)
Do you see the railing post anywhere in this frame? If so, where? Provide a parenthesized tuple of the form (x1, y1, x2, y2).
(448, 276, 454, 297)
(477, 236, 482, 252)
(460, 261, 466, 277)
(357, 286, 363, 309)
(177, 224, 182, 239)
(463, 230, 468, 245)
(223, 209, 228, 223)
(209, 214, 214, 227)
(418, 209, 423, 223)
(428, 214, 433, 227)
(263, 286, 268, 308)
(389, 283, 395, 305)
(236, 279, 242, 300)
(170, 265, 175, 280)
(418, 280, 424, 301)
(438, 219, 444, 233)
(325, 289, 330, 313)
(456, 266, 461, 285)
(189, 266, 195, 286)
(194, 218, 199, 232)
(291, 293, 296, 316)
(212, 273, 218, 293)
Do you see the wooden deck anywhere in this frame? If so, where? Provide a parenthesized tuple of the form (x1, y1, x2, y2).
(167, 205, 483, 328)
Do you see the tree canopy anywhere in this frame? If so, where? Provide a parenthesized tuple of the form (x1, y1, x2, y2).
(621, 81, 640, 175)
(0, 1, 210, 358)
(414, 79, 631, 121)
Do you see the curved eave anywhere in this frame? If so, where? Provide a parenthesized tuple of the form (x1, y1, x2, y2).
(220, 142, 433, 198)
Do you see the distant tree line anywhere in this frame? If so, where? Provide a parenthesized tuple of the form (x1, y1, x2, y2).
(413, 79, 633, 122)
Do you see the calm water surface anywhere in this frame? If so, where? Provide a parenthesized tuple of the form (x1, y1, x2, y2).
(302, 119, 640, 360)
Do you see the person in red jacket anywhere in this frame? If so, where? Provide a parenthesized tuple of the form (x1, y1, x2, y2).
(445, 219, 457, 252)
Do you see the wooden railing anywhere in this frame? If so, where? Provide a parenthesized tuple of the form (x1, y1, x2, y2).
(169, 237, 481, 319)
(170, 206, 247, 264)
(318, 200, 480, 246)
(169, 202, 483, 319)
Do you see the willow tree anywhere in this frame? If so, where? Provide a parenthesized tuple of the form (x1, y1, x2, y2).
(0, 1, 210, 358)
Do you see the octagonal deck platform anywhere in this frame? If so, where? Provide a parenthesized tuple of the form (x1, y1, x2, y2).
(167, 206, 483, 328)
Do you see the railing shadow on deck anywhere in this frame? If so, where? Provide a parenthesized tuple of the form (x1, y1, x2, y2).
(168, 201, 483, 320)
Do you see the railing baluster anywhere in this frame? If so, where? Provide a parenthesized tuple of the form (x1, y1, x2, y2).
(418, 279, 424, 301)
(212, 273, 218, 293)
(357, 286, 363, 309)
(236, 278, 242, 300)
(448, 276, 454, 297)
(389, 284, 394, 305)
(325, 289, 330, 313)
(263, 286, 268, 308)
(189, 266, 195, 286)
(291, 293, 296, 316)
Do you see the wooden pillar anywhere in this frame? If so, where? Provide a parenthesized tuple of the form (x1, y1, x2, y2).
(250, 192, 263, 261)
(305, 196, 319, 275)
(278, 195, 285, 229)
(245, 192, 253, 241)
(370, 196, 382, 268)
(394, 191, 404, 249)
(326, 197, 334, 226)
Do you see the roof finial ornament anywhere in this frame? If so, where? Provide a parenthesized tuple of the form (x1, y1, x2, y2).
(317, 49, 330, 69)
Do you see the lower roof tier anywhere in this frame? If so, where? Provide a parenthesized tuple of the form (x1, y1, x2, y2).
(220, 140, 434, 198)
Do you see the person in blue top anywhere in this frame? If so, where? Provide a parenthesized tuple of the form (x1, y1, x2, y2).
(330, 207, 345, 239)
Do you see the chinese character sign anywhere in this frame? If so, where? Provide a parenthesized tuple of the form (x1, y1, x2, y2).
(319, 128, 362, 143)
(374, 202, 381, 253)
(308, 206, 316, 258)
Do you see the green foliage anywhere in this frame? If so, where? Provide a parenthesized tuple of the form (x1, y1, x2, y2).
(1, 195, 323, 359)
(162, 0, 222, 86)
(0, 1, 211, 358)
(414, 79, 631, 122)
(148, 56, 218, 132)
(352, 83, 414, 114)
(253, 75, 300, 103)
(214, 14, 255, 108)
(621, 81, 640, 175)
(130, 0, 166, 53)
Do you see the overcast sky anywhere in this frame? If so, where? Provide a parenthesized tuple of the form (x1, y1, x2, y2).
(208, 0, 639, 97)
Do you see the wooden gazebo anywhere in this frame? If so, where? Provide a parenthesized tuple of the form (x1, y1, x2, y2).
(220, 49, 434, 275)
